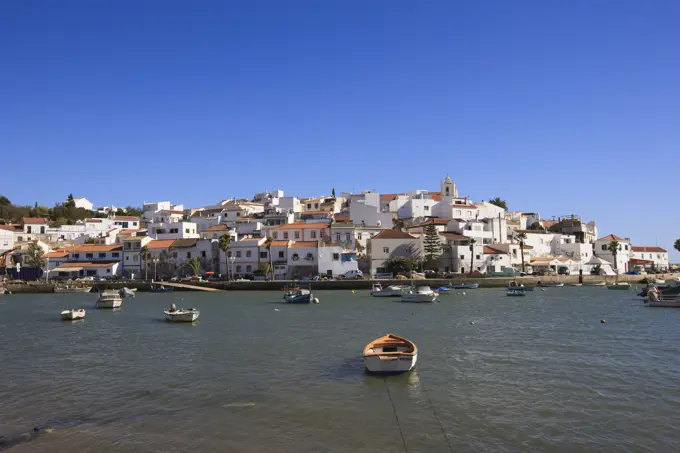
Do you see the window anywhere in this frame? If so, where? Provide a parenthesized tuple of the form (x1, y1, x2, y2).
(314, 203, 319, 209)
(26, 226, 32, 233)
(601, 245, 607, 251)
(476, 255, 481, 259)
(125, 256, 129, 261)
(246, 265, 252, 272)
(186, 252, 191, 258)
(305, 253, 313, 261)
(227, 251, 232, 257)
(40, 227, 45, 234)
(383, 247, 389, 253)
(236, 251, 242, 258)
(172, 252, 178, 259)
(460, 255, 465, 260)
(273, 232, 278, 239)
(311, 231, 317, 239)
(106, 269, 110, 273)
(320, 230, 325, 237)
(294, 231, 300, 239)
(185, 229, 190, 234)
(73, 253, 79, 259)
(283, 232, 289, 240)
(457, 210, 462, 215)
(18, 236, 23, 242)
(98, 253, 106, 258)
(133, 255, 138, 262)
(245, 250, 251, 258)
(424, 206, 429, 211)
(86, 253, 94, 258)
(336, 234, 341, 242)
(345, 233, 350, 241)
(170, 228, 178, 234)
(333, 253, 339, 261)
(112, 252, 119, 258)
(307, 204, 311, 209)
(236, 265, 242, 272)
(624, 245, 628, 250)
(260, 251, 267, 259)
(201, 251, 207, 258)
(278, 251, 284, 258)
(357, 233, 362, 240)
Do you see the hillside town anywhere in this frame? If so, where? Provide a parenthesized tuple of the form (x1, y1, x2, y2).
(0, 177, 673, 281)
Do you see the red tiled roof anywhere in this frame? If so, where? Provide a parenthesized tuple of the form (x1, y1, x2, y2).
(0, 225, 20, 231)
(440, 232, 468, 240)
(42, 250, 69, 258)
(483, 246, 507, 255)
(430, 192, 442, 201)
(631, 246, 667, 253)
(629, 258, 653, 265)
(113, 216, 138, 221)
(289, 241, 319, 248)
(118, 229, 141, 236)
(23, 217, 48, 224)
(598, 234, 625, 241)
(411, 218, 450, 227)
(60, 261, 119, 268)
(270, 240, 290, 247)
(203, 224, 229, 231)
(69, 244, 122, 252)
(86, 218, 103, 223)
(273, 222, 330, 230)
(450, 204, 477, 209)
(373, 230, 416, 240)
(147, 239, 176, 249)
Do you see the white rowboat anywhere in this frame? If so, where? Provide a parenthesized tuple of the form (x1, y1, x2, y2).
(60, 309, 86, 320)
(363, 334, 417, 375)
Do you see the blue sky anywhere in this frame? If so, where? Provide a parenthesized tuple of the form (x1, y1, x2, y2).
(2, 1, 679, 257)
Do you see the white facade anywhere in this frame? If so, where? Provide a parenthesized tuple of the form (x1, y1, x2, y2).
(287, 243, 319, 278)
(349, 192, 394, 228)
(142, 201, 184, 221)
(593, 235, 631, 274)
(318, 245, 359, 277)
(263, 223, 329, 242)
(631, 246, 669, 270)
(368, 230, 422, 274)
(0, 228, 14, 253)
(229, 237, 266, 276)
(277, 197, 301, 214)
(73, 197, 94, 211)
(149, 221, 199, 240)
(397, 197, 438, 220)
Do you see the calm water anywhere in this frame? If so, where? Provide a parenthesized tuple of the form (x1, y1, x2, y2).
(1, 288, 679, 452)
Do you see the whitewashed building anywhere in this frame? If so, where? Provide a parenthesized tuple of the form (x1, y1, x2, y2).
(318, 244, 359, 277)
(349, 192, 394, 228)
(72, 197, 94, 211)
(368, 229, 422, 275)
(630, 246, 669, 271)
(593, 234, 631, 274)
(149, 221, 199, 240)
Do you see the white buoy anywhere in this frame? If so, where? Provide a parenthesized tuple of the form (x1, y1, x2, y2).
(462, 292, 466, 296)
(274, 308, 279, 311)
(470, 321, 475, 325)
(313, 298, 320, 304)
(601, 319, 606, 324)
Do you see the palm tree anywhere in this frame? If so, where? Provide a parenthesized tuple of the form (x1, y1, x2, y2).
(259, 262, 272, 280)
(674, 239, 680, 255)
(468, 238, 477, 276)
(140, 246, 150, 281)
(185, 257, 201, 277)
(219, 233, 232, 280)
(517, 232, 527, 273)
(264, 236, 274, 281)
(607, 240, 620, 272)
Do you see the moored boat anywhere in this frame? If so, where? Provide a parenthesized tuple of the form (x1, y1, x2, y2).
(586, 282, 607, 286)
(150, 284, 174, 293)
(54, 285, 92, 293)
(506, 290, 525, 297)
(164, 303, 200, 322)
(538, 282, 564, 288)
(400, 286, 438, 303)
(96, 290, 123, 308)
(370, 283, 403, 297)
(60, 309, 86, 320)
(447, 283, 480, 290)
(607, 282, 631, 290)
(363, 334, 417, 375)
(283, 289, 318, 304)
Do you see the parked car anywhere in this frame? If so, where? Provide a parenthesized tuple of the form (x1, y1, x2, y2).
(342, 270, 364, 280)
(557, 267, 570, 276)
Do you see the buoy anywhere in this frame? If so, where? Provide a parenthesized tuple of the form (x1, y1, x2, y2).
(470, 321, 475, 325)
(313, 298, 320, 304)
(462, 292, 466, 296)
(351, 290, 355, 294)
(601, 319, 606, 324)
(274, 308, 279, 311)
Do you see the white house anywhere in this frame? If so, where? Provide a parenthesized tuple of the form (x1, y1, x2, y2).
(149, 221, 199, 240)
(142, 201, 184, 222)
(72, 197, 94, 211)
(287, 241, 319, 278)
(121, 236, 153, 277)
(593, 234, 631, 274)
(630, 246, 669, 271)
(169, 238, 217, 275)
(349, 192, 394, 228)
(228, 237, 266, 277)
(318, 244, 359, 277)
(263, 222, 330, 242)
(47, 243, 124, 278)
(368, 229, 422, 275)
(0, 226, 15, 253)
(23, 217, 48, 235)
(112, 216, 140, 229)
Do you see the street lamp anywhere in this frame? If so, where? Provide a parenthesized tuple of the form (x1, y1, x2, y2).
(152, 258, 160, 282)
(229, 256, 236, 281)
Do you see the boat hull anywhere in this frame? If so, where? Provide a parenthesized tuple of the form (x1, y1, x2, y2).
(401, 294, 437, 303)
(96, 300, 122, 308)
(448, 283, 480, 289)
(55, 287, 92, 293)
(539, 283, 564, 288)
(164, 311, 200, 322)
(607, 285, 630, 290)
(506, 291, 525, 297)
(364, 354, 417, 375)
(60, 310, 86, 320)
(647, 301, 680, 308)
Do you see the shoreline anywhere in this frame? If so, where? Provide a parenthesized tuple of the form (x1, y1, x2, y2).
(4, 274, 676, 293)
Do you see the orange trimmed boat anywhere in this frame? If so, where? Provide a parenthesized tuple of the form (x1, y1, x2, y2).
(363, 334, 417, 375)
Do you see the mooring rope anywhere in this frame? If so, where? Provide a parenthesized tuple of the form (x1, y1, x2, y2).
(383, 377, 409, 453)
(420, 378, 455, 453)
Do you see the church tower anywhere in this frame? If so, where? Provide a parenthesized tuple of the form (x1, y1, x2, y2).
(440, 175, 458, 200)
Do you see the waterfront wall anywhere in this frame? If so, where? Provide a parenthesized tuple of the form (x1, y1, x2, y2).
(4, 273, 678, 293)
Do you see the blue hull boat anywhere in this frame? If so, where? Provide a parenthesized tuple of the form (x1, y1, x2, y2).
(448, 283, 480, 290)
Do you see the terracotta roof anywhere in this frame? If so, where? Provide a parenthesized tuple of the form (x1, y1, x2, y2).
(86, 219, 103, 223)
(450, 204, 478, 209)
(113, 216, 138, 221)
(631, 246, 667, 253)
(598, 234, 625, 241)
(273, 222, 330, 230)
(483, 246, 507, 255)
(439, 232, 468, 240)
(147, 239, 175, 249)
(170, 238, 199, 248)
(629, 258, 654, 265)
(122, 235, 147, 241)
(69, 244, 122, 252)
(430, 192, 442, 201)
(334, 214, 350, 222)
(203, 225, 229, 232)
(373, 230, 416, 240)
(411, 218, 450, 227)
(60, 261, 119, 268)
(542, 220, 557, 228)
(42, 250, 69, 258)
(23, 217, 48, 224)
(270, 240, 290, 247)
(380, 194, 400, 201)
(167, 210, 184, 214)
(0, 225, 20, 231)
(531, 256, 570, 262)
(118, 229, 141, 236)
(289, 241, 319, 248)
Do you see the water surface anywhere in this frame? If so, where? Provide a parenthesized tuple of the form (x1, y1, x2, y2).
(1, 288, 679, 452)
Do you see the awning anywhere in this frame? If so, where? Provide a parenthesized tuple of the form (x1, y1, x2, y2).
(53, 266, 82, 272)
(629, 258, 653, 265)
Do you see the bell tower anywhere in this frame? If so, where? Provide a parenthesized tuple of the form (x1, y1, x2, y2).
(440, 175, 458, 200)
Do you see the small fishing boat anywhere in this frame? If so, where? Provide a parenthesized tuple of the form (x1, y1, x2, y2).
(607, 282, 631, 290)
(96, 290, 123, 308)
(119, 287, 136, 298)
(647, 298, 680, 308)
(506, 290, 525, 297)
(363, 334, 417, 375)
(506, 281, 534, 291)
(370, 283, 403, 297)
(401, 286, 438, 303)
(586, 282, 607, 286)
(54, 285, 92, 293)
(435, 286, 452, 293)
(60, 308, 86, 320)
(283, 289, 318, 304)
(282, 285, 300, 292)
(538, 282, 564, 288)
(447, 283, 479, 290)
(164, 303, 200, 322)
(150, 284, 174, 293)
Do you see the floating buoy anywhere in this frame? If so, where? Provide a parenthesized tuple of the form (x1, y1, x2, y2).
(470, 321, 475, 325)
(601, 319, 606, 324)
(351, 290, 355, 294)
(462, 292, 466, 296)
(274, 308, 279, 311)
(313, 298, 320, 304)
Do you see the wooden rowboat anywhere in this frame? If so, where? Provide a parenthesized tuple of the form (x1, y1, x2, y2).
(363, 334, 417, 375)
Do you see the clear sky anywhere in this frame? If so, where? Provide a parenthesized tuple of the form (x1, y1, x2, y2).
(2, 1, 679, 258)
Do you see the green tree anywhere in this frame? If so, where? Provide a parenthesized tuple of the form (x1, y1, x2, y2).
(185, 257, 201, 276)
(527, 221, 543, 231)
(607, 240, 620, 271)
(331, 188, 336, 197)
(468, 238, 477, 276)
(517, 232, 527, 273)
(423, 223, 441, 269)
(141, 246, 150, 280)
(392, 218, 405, 230)
(674, 239, 680, 255)
(264, 236, 274, 280)
(66, 194, 75, 207)
(25, 241, 47, 268)
(385, 257, 415, 276)
(258, 262, 272, 280)
(488, 197, 508, 210)
(0, 195, 11, 206)
(219, 233, 232, 279)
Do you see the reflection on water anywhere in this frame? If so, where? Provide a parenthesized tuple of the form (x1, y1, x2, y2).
(1, 289, 680, 452)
